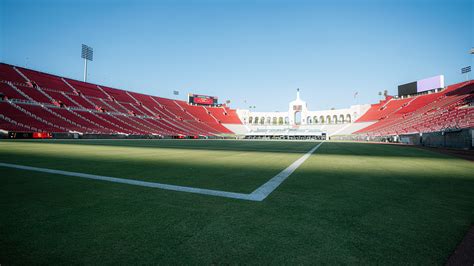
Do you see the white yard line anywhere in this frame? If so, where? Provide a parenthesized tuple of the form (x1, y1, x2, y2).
(248, 141, 324, 201)
(0, 142, 324, 201)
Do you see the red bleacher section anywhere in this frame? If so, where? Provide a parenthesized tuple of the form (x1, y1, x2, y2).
(355, 81, 474, 136)
(0, 63, 241, 136)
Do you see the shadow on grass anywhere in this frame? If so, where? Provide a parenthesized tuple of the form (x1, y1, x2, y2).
(1, 161, 473, 266)
(0, 139, 317, 154)
(0, 151, 295, 193)
(0, 140, 464, 160)
(0, 141, 473, 265)
(1, 146, 472, 195)
(317, 141, 463, 159)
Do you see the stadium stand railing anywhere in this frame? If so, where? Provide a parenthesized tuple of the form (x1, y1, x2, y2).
(355, 81, 474, 136)
(0, 63, 242, 137)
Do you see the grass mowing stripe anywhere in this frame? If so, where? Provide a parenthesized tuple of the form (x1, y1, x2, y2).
(1, 141, 473, 264)
(0, 162, 255, 201)
(0, 142, 323, 201)
(0, 140, 316, 192)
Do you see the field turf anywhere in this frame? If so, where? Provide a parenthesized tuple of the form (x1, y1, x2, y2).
(0, 139, 473, 264)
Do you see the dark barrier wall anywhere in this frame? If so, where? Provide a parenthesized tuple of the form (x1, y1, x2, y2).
(399, 134, 421, 145)
(340, 128, 473, 150)
(421, 129, 473, 149)
(398, 81, 417, 96)
(399, 128, 473, 149)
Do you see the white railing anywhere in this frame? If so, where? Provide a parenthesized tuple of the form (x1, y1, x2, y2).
(127, 103, 148, 116)
(42, 106, 91, 133)
(203, 106, 221, 123)
(125, 91, 139, 104)
(99, 98, 120, 113)
(61, 92, 85, 108)
(138, 103, 157, 117)
(0, 113, 36, 131)
(35, 85, 55, 103)
(12, 67, 30, 82)
(89, 111, 128, 133)
(67, 109, 107, 133)
(173, 101, 199, 121)
(96, 85, 112, 99)
(8, 83, 34, 102)
(9, 101, 68, 131)
(61, 78, 79, 94)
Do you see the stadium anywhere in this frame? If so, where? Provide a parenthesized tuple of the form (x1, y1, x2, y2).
(1, 0, 473, 265)
(1, 64, 473, 143)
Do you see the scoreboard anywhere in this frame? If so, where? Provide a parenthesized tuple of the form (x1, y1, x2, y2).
(398, 75, 444, 97)
(398, 81, 417, 96)
(188, 94, 218, 106)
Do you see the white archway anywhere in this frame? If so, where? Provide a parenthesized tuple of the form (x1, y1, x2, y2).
(326, 115, 331, 124)
(294, 112, 302, 125)
(346, 114, 351, 123)
(278, 117, 283, 125)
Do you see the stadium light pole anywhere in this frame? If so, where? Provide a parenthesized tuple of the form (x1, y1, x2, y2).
(462, 66, 471, 81)
(81, 44, 93, 82)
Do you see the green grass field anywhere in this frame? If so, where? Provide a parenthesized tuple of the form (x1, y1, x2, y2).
(1, 139, 473, 264)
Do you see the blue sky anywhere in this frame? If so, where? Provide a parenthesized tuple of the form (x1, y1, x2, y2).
(1, 0, 472, 111)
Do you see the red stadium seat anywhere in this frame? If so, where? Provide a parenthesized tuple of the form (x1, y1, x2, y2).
(0, 63, 242, 136)
(356, 81, 474, 136)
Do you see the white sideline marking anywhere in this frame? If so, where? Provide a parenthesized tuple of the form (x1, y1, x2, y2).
(0, 142, 324, 201)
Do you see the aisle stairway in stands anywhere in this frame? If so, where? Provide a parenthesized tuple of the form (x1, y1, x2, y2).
(0, 63, 242, 136)
(355, 81, 474, 136)
(3, 62, 471, 138)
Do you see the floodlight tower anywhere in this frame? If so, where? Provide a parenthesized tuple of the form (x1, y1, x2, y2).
(81, 44, 93, 82)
